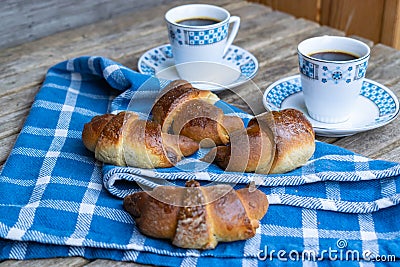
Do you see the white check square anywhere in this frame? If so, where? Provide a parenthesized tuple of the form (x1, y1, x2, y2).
(79, 203, 95, 214)
(55, 129, 68, 137)
(46, 151, 60, 158)
(6, 227, 26, 240)
(62, 105, 74, 112)
(36, 175, 51, 185)
(303, 228, 319, 238)
(360, 231, 377, 241)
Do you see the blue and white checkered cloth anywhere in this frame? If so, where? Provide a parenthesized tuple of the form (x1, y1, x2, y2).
(1, 56, 400, 266)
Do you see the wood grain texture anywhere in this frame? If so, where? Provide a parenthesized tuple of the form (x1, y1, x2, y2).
(381, 0, 400, 49)
(83, 259, 154, 266)
(252, 0, 320, 21)
(252, 0, 400, 49)
(321, 0, 385, 44)
(0, 257, 89, 266)
(0, 0, 176, 50)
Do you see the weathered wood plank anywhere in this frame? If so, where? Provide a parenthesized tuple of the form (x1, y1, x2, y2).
(251, 0, 320, 21)
(321, 0, 384, 44)
(224, 1, 272, 16)
(236, 12, 299, 50)
(0, 1, 267, 98)
(0, 12, 165, 79)
(379, 144, 400, 162)
(0, 0, 241, 79)
(0, 134, 19, 166)
(0, 0, 178, 50)
(1, 0, 246, 51)
(235, 9, 290, 40)
(1, 68, 63, 101)
(249, 25, 343, 72)
(0, 86, 38, 118)
(363, 45, 400, 86)
(381, 0, 400, 49)
(0, 257, 89, 267)
(0, 106, 31, 164)
(83, 259, 154, 267)
(0, 108, 30, 140)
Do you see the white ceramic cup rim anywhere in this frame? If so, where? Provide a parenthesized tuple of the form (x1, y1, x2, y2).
(165, 4, 230, 29)
(298, 36, 370, 64)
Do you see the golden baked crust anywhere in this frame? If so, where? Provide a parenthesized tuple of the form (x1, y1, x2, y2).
(82, 113, 114, 152)
(151, 80, 219, 133)
(171, 99, 244, 146)
(94, 112, 135, 166)
(123, 180, 269, 249)
(203, 109, 315, 174)
(251, 109, 315, 174)
(82, 111, 198, 168)
(123, 186, 181, 239)
(202, 119, 275, 174)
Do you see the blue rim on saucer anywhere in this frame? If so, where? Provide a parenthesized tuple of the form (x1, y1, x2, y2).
(137, 44, 258, 91)
(263, 75, 400, 137)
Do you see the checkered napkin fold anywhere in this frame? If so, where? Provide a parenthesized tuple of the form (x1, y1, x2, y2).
(1, 56, 400, 266)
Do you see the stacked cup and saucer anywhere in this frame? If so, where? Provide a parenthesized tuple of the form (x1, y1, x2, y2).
(263, 36, 399, 137)
(138, 4, 258, 92)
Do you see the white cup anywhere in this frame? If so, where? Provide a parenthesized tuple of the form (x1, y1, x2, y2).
(165, 4, 240, 82)
(297, 36, 370, 123)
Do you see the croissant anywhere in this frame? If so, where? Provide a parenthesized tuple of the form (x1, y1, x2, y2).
(171, 99, 245, 147)
(151, 80, 220, 131)
(203, 109, 315, 174)
(252, 109, 315, 174)
(151, 80, 244, 146)
(82, 111, 199, 168)
(123, 180, 269, 249)
(202, 112, 276, 173)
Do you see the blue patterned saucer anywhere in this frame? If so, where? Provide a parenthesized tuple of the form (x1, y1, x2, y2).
(263, 75, 399, 137)
(137, 44, 258, 91)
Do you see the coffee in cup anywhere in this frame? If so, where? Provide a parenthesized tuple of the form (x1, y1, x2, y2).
(165, 4, 240, 82)
(297, 36, 370, 123)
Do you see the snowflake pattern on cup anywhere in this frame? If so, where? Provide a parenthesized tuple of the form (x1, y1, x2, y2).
(321, 66, 353, 84)
(299, 57, 369, 84)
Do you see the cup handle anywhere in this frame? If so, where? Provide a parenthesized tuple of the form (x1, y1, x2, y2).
(223, 16, 240, 56)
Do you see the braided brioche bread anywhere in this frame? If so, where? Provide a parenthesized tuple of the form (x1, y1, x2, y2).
(152, 80, 220, 132)
(202, 112, 276, 173)
(152, 80, 244, 146)
(123, 180, 268, 249)
(203, 109, 315, 174)
(253, 109, 315, 174)
(82, 79, 315, 173)
(82, 111, 199, 168)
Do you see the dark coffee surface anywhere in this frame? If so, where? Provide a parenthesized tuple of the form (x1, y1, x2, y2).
(176, 17, 221, 26)
(309, 51, 358, 61)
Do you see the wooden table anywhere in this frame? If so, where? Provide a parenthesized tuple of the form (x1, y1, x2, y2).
(1, 0, 399, 266)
